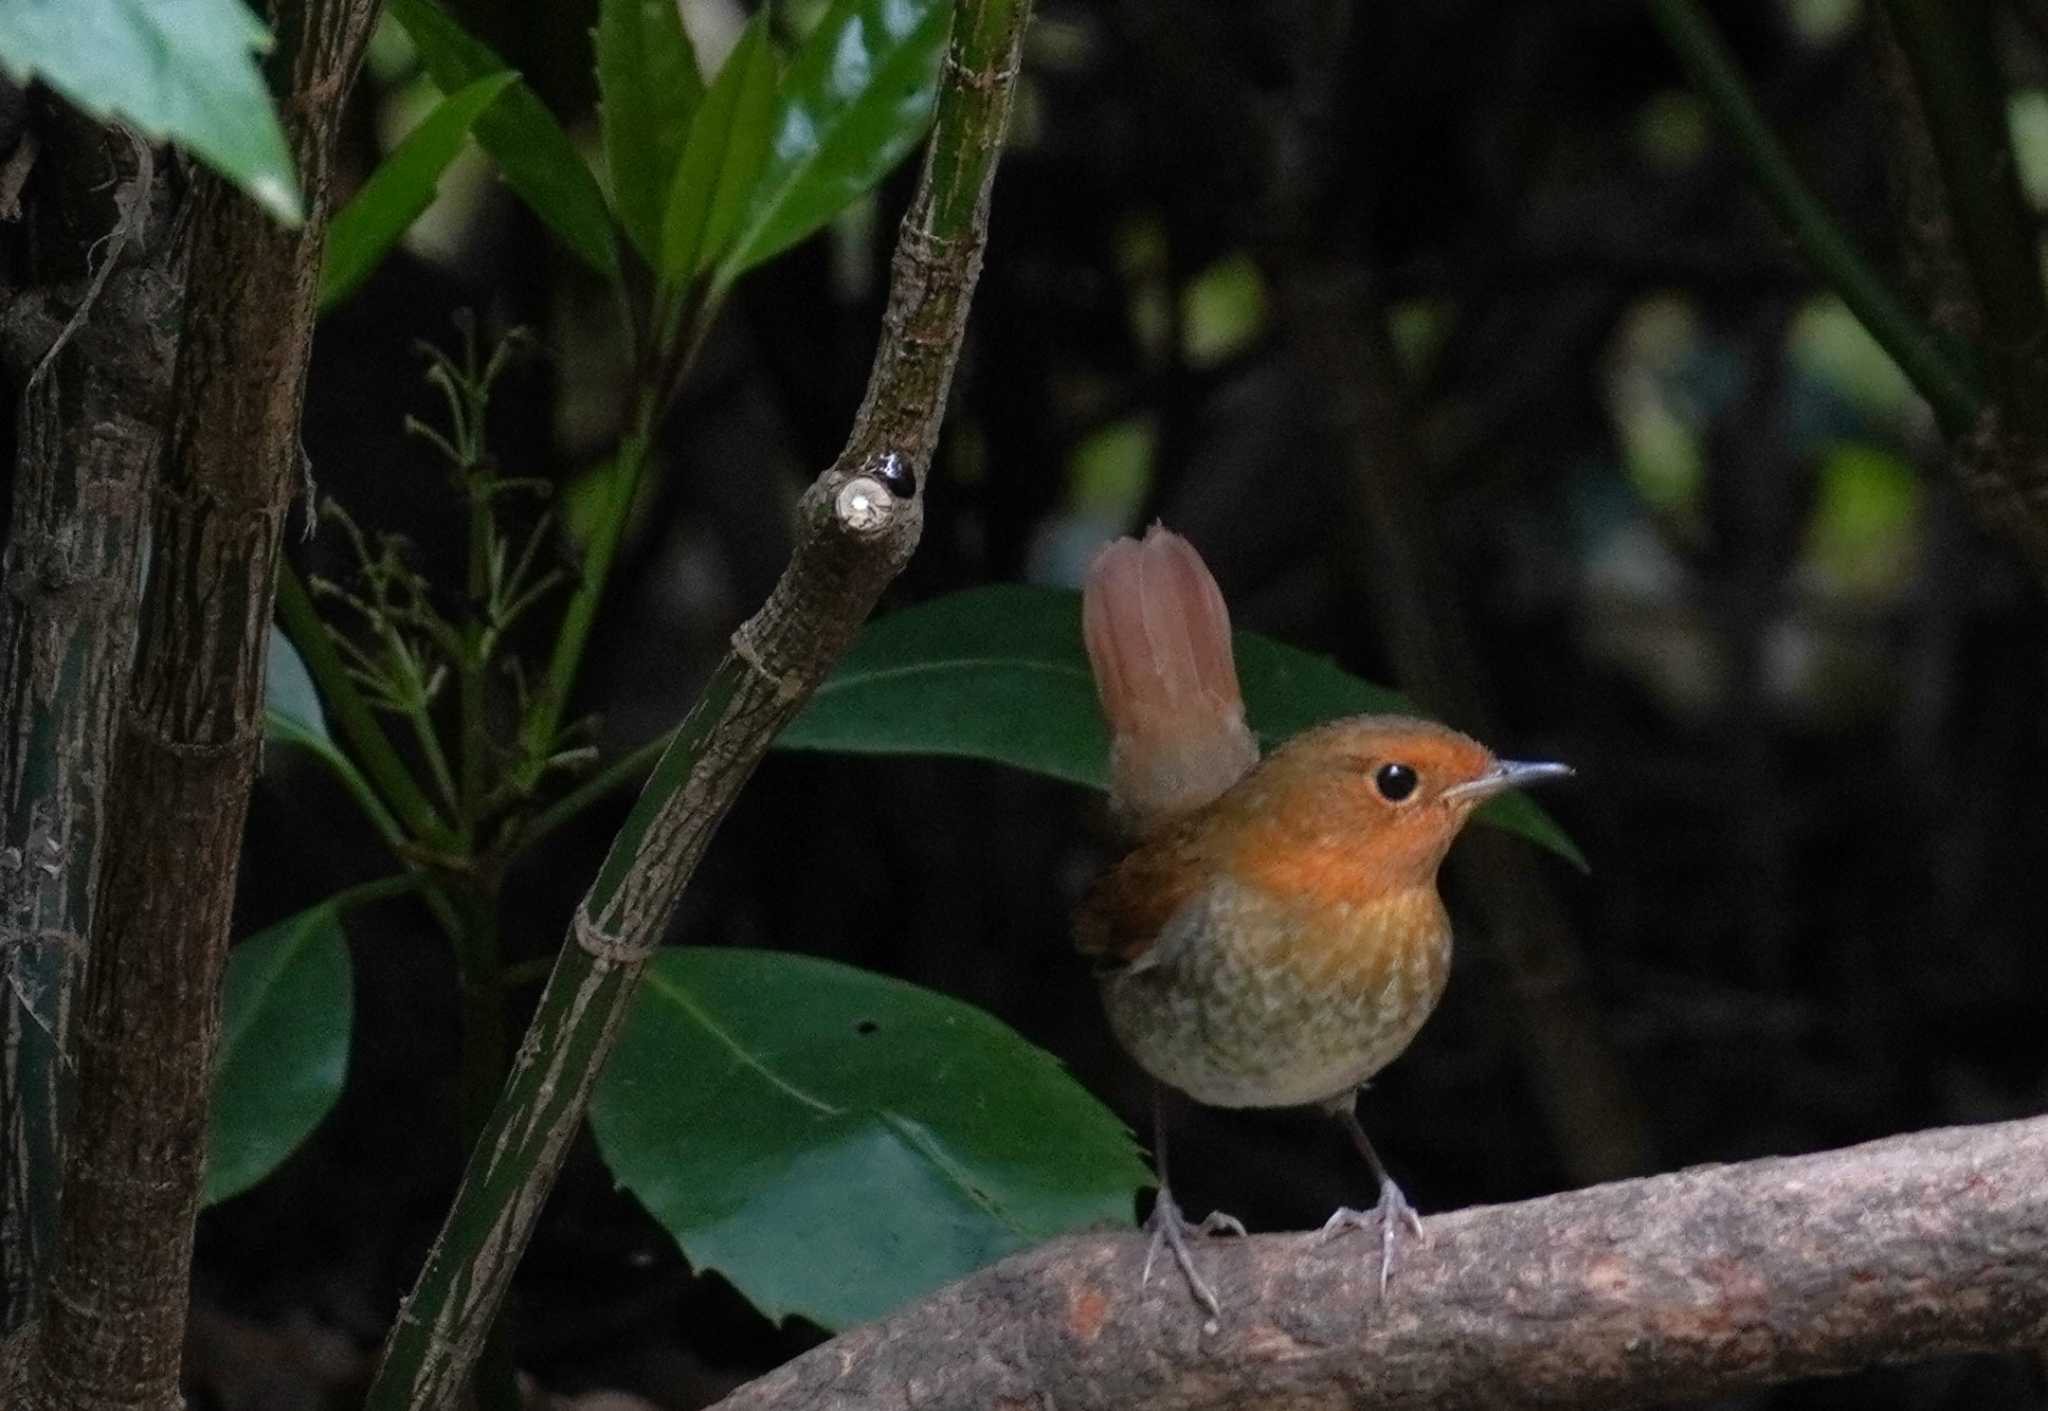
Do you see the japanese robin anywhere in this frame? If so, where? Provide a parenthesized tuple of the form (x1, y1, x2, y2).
(1076, 526, 1570, 1314)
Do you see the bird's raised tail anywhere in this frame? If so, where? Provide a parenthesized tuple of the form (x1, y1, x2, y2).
(1082, 526, 1259, 835)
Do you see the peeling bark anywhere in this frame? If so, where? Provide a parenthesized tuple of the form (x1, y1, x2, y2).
(10, 1, 381, 1406)
(0, 105, 182, 1332)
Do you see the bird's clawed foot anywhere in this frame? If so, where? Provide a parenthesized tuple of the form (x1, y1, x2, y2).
(1319, 1176, 1427, 1296)
(1142, 1187, 1246, 1321)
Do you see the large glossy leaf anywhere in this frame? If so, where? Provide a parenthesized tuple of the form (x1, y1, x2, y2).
(0, 0, 300, 221)
(388, 0, 620, 279)
(590, 948, 1148, 1329)
(658, 13, 779, 284)
(779, 585, 1587, 871)
(319, 71, 516, 310)
(204, 899, 355, 1204)
(596, 0, 704, 262)
(721, 0, 950, 279)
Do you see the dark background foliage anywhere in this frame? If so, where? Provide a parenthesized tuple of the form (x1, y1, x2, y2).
(177, 0, 2048, 1406)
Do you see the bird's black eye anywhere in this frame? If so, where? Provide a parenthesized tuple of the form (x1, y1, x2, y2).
(1374, 762, 1419, 802)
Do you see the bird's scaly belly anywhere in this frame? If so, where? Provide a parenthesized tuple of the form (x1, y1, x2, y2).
(1099, 881, 1450, 1109)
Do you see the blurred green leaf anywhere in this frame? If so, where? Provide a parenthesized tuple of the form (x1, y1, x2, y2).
(660, 13, 779, 284)
(388, 0, 620, 279)
(1180, 253, 1267, 368)
(0, 0, 301, 222)
(779, 585, 1587, 871)
(1789, 294, 1918, 424)
(597, 0, 704, 261)
(319, 71, 516, 310)
(1632, 89, 1710, 171)
(590, 947, 1147, 1329)
(1804, 441, 1922, 598)
(1068, 417, 1156, 518)
(264, 626, 402, 843)
(204, 897, 355, 1205)
(722, 0, 951, 279)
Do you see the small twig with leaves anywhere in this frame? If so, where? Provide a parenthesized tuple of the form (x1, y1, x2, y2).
(308, 319, 593, 854)
(360, 0, 1035, 1405)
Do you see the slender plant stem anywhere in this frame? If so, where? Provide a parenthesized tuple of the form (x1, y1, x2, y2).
(361, 1, 1033, 1404)
(407, 702, 463, 821)
(514, 727, 674, 857)
(303, 751, 407, 851)
(278, 563, 458, 849)
(323, 872, 430, 912)
(459, 473, 490, 838)
(1647, 0, 1983, 433)
(280, 566, 477, 1068)
(1881, 0, 2048, 435)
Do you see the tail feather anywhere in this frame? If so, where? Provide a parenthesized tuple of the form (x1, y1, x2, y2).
(1082, 526, 1258, 833)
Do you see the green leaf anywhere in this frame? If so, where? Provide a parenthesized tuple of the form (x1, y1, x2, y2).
(659, 13, 779, 284)
(319, 71, 517, 311)
(204, 898, 355, 1205)
(264, 626, 403, 844)
(779, 585, 1588, 871)
(388, 0, 620, 279)
(597, 0, 704, 262)
(590, 948, 1147, 1329)
(722, 0, 950, 279)
(0, 0, 301, 222)
(265, 623, 330, 744)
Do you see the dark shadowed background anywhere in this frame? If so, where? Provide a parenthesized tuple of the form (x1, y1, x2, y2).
(179, 1, 2048, 1406)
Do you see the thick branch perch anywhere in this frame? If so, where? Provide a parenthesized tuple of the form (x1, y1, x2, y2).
(713, 1116, 2048, 1411)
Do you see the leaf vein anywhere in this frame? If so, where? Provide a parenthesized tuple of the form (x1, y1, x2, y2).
(644, 969, 844, 1117)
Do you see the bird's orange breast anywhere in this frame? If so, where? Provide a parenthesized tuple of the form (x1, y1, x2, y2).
(1095, 867, 1453, 1110)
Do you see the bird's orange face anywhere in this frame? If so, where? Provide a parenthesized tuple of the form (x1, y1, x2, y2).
(1219, 717, 1548, 911)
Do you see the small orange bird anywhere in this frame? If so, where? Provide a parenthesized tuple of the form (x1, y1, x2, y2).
(1076, 526, 1570, 1315)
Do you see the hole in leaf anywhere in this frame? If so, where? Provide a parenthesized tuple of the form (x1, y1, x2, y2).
(854, 1019, 879, 1036)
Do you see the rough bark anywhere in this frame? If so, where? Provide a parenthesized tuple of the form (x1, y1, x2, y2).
(10, 1, 380, 1406)
(711, 1116, 2048, 1411)
(0, 104, 183, 1331)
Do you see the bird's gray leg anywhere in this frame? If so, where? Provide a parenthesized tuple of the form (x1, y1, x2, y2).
(1317, 1090, 1426, 1295)
(1142, 1086, 1246, 1319)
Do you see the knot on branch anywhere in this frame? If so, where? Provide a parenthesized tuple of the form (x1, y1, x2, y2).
(941, 49, 1024, 92)
(572, 904, 655, 969)
(835, 474, 903, 536)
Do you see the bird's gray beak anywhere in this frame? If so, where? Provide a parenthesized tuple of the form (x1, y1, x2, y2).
(1442, 759, 1574, 804)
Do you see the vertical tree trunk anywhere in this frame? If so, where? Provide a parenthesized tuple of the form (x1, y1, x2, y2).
(0, 105, 185, 1331)
(11, 1, 380, 1405)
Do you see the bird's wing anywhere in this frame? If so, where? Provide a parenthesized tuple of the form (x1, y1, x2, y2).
(1074, 815, 1220, 972)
